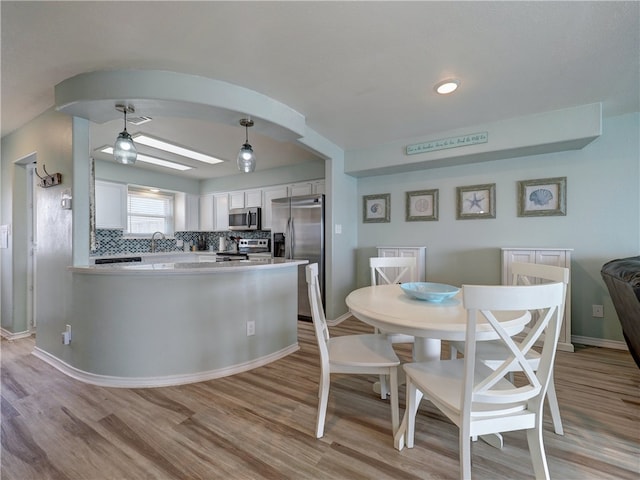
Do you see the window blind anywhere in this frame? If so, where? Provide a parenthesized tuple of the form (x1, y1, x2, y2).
(127, 189, 174, 235)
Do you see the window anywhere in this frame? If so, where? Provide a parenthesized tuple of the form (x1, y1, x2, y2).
(127, 187, 174, 236)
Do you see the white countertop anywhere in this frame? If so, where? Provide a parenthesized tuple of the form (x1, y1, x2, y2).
(71, 258, 306, 275)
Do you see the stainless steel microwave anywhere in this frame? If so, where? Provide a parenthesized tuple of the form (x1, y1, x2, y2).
(228, 207, 261, 231)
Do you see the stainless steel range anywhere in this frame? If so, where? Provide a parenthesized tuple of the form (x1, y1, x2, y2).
(215, 238, 271, 261)
(240, 238, 271, 259)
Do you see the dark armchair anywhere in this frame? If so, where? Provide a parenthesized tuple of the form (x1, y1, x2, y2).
(601, 256, 640, 368)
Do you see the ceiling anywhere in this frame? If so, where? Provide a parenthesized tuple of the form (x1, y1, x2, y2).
(2, 1, 639, 180)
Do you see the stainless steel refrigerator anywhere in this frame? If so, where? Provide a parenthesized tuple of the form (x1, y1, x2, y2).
(271, 194, 324, 320)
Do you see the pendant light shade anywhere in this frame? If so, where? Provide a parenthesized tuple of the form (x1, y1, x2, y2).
(114, 104, 137, 165)
(237, 118, 256, 173)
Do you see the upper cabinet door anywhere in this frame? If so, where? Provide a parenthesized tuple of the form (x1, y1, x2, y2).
(288, 183, 313, 197)
(199, 194, 214, 231)
(229, 191, 245, 209)
(214, 193, 229, 231)
(245, 189, 263, 208)
(95, 180, 127, 229)
(262, 186, 288, 230)
(312, 180, 325, 195)
(185, 194, 200, 231)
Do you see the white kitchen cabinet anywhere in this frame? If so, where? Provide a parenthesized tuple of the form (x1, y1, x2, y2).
(245, 189, 262, 208)
(185, 194, 200, 231)
(288, 180, 325, 197)
(95, 180, 127, 229)
(376, 246, 427, 283)
(206, 179, 324, 231)
(199, 194, 214, 231)
(227, 189, 262, 209)
(501, 247, 573, 352)
(174, 193, 199, 231)
(288, 180, 324, 197)
(262, 186, 288, 230)
(312, 180, 325, 195)
(213, 193, 229, 231)
(229, 191, 245, 209)
(288, 182, 313, 197)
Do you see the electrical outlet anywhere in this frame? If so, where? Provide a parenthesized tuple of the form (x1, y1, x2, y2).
(592, 304, 604, 318)
(246, 320, 255, 336)
(62, 324, 72, 344)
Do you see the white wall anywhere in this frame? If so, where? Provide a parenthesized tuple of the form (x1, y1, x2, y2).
(355, 112, 639, 343)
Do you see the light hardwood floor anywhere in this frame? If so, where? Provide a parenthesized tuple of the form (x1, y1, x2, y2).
(2, 317, 639, 479)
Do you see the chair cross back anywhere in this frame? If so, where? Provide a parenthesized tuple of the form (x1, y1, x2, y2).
(463, 283, 564, 407)
(370, 256, 417, 285)
(510, 262, 570, 339)
(368, 256, 419, 399)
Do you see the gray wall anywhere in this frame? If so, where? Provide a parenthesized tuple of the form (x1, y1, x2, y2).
(201, 161, 326, 194)
(95, 159, 201, 194)
(355, 112, 639, 344)
(1, 108, 74, 337)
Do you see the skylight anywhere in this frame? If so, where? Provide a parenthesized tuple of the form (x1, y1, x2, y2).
(100, 147, 193, 171)
(132, 134, 224, 165)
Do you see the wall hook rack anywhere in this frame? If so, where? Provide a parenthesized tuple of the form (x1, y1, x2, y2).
(35, 164, 62, 188)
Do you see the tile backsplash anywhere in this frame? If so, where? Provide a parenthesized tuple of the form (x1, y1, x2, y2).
(92, 229, 270, 257)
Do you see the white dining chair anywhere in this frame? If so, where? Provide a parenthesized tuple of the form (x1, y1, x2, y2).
(369, 256, 418, 398)
(370, 256, 417, 287)
(449, 262, 569, 435)
(401, 282, 565, 480)
(306, 263, 400, 438)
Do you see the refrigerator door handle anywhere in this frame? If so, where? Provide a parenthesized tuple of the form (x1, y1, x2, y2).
(286, 217, 292, 259)
(290, 217, 295, 258)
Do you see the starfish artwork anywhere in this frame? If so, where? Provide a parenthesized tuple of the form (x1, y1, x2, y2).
(467, 193, 485, 211)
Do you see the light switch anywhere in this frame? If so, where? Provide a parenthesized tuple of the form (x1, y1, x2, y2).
(335, 224, 342, 234)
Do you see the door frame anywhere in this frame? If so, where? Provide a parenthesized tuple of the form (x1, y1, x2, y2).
(20, 157, 38, 332)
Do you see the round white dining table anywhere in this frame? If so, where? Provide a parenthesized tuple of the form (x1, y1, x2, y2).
(346, 284, 530, 361)
(346, 284, 531, 450)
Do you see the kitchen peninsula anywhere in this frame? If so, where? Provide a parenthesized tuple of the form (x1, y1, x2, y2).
(34, 259, 307, 388)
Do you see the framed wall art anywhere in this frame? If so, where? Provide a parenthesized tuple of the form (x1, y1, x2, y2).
(406, 189, 439, 221)
(363, 193, 390, 223)
(456, 183, 496, 220)
(518, 176, 566, 217)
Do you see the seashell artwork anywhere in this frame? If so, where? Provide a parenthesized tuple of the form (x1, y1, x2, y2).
(529, 188, 553, 206)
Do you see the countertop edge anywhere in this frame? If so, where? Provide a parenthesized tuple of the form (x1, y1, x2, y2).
(69, 259, 308, 275)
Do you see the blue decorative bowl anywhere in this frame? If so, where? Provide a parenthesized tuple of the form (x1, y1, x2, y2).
(400, 282, 460, 303)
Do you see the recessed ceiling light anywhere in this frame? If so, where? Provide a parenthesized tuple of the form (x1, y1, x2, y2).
(99, 147, 193, 171)
(132, 134, 224, 165)
(435, 79, 460, 95)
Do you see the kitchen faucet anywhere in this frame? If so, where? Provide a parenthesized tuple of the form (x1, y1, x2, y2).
(151, 231, 166, 253)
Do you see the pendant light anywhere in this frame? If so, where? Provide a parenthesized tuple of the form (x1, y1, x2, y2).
(237, 118, 256, 173)
(113, 104, 137, 165)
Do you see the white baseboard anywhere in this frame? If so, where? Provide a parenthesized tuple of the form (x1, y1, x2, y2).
(571, 335, 628, 351)
(326, 312, 352, 327)
(1, 328, 33, 340)
(32, 343, 300, 388)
